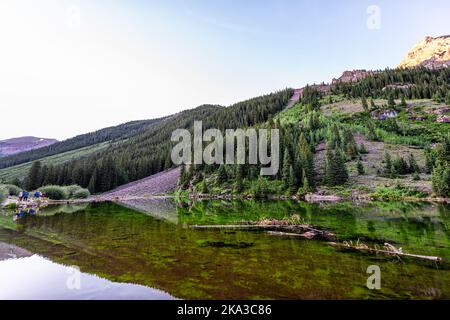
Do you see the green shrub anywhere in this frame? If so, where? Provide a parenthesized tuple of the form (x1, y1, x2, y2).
(4, 203, 17, 210)
(371, 186, 427, 200)
(72, 188, 90, 199)
(0, 184, 21, 196)
(38, 185, 68, 200)
(0, 186, 7, 202)
(63, 185, 83, 198)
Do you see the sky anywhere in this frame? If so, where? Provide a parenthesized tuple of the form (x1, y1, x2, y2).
(0, 0, 449, 141)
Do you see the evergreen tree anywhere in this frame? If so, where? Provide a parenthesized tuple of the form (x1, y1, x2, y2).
(388, 94, 396, 107)
(408, 153, 420, 174)
(384, 152, 392, 175)
(178, 165, 186, 187)
(367, 121, 378, 141)
(282, 148, 292, 189)
(201, 175, 209, 194)
(216, 165, 227, 185)
(334, 150, 349, 184)
(234, 165, 244, 193)
(370, 98, 376, 110)
(392, 156, 409, 175)
(27, 161, 42, 190)
(298, 133, 315, 187)
(400, 95, 407, 107)
(359, 144, 368, 154)
(88, 168, 98, 193)
(302, 169, 310, 192)
(288, 165, 296, 194)
(362, 96, 369, 112)
(357, 160, 365, 175)
(324, 147, 348, 186)
(432, 160, 450, 197)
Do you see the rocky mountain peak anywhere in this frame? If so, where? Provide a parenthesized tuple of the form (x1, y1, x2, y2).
(399, 35, 450, 69)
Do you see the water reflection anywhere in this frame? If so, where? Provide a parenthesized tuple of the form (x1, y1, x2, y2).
(0, 254, 174, 300)
(0, 200, 448, 299)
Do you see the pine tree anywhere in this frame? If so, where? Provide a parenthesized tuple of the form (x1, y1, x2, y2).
(282, 148, 292, 189)
(27, 161, 42, 190)
(216, 165, 227, 185)
(178, 165, 186, 187)
(302, 169, 310, 192)
(324, 147, 348, 186)
(234, 165, 244, 193)
(388, 94, 396, 107)
(88, 168, 98, 193)
(367, 121, 378, 141)
(334, 150, 349, 184)
(324, 146, 334, 186)
(298, 133, 315, 187)
(357, 160, 365, 175)
(201, 175, 209, 194)
(359, 143, 368, 154)
(400, 95, 407, 107)
(408, 153, 420, 174)
(362, 96, 369, 112)
(384, 152, 392, 175)
(392, 156, 409, 175)
(288, 166, 296, 194)
(432, 160, 450, 197)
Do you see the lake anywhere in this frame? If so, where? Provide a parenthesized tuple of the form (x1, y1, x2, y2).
(0, 199, 449, 299)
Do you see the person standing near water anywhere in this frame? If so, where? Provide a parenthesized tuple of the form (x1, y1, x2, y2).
(23, 191, 29, 201)
(18, 191, 23, 201)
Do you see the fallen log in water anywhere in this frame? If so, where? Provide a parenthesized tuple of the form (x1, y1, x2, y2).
(190, 224, 335, 241)
(267, 231, 317, 239)
(329, 242, 442, 262)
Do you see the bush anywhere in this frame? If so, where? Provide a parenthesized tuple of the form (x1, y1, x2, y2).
(38, 185, 68, 200)
(0, 184, 21, 196)
(72, 188, 90, 199)
(4, 203, 17, 210)
(63, 185, 84, 198)
(0, 186, 7, 202)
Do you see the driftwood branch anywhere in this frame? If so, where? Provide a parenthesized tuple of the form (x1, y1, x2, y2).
(190, 224, 335, 240)
(329, 242, 442, 262)
(267, 231, 317, 239)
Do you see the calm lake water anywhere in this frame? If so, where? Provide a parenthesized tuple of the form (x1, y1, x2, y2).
(0, 200, 449, 300)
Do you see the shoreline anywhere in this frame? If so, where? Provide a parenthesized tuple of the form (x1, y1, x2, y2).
(2, 192, 450, 209)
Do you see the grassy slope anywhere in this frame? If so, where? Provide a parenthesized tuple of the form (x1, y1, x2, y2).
(0, 141, 110, 182)
(278, 96, 450, 196)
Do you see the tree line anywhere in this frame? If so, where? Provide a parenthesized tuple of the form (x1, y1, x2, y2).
(20, 89, 293, 193)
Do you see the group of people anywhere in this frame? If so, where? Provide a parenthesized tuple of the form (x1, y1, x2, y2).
(18, 190, 44, 202)
(13, 204, 40, 221)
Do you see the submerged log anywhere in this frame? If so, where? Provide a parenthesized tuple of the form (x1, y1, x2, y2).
(267, 231, 316, 239)
(329, 242, 442, 262)
(190, 224, 335, 241)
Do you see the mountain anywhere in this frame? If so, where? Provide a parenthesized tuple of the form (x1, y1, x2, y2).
(399, 35, 450, 69)
(0, 118, 164, 169)
(0, 137, 57, 157)
(0, 90, 293, 191)
(332, 70, 374, 84)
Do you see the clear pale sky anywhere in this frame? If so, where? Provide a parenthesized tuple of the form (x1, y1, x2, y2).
(0, 0, 449, 140)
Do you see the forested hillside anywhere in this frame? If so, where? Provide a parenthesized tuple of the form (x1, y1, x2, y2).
(332, 67, 450, 101)
(0, 118, 164, 169)
(18, 89, 293, 193)
(179, 68, 450, 199)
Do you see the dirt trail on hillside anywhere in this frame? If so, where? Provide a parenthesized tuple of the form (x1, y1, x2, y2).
(99, 167, 181, 201)
(284, 89, 302, 110)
